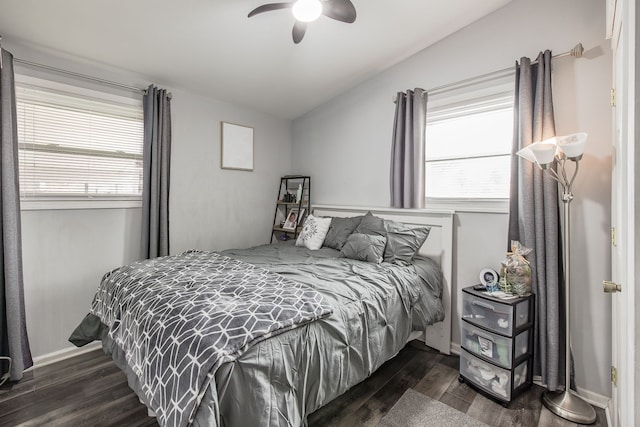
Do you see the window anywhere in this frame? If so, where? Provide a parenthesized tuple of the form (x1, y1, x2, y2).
(15, 76, 144, 204)
(425, 72, 514, 204)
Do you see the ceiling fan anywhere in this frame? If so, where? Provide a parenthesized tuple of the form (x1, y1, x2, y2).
(248, 0, 357, 44)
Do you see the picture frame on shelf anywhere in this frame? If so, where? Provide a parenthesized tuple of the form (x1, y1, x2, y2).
(282, 208, 305, 231)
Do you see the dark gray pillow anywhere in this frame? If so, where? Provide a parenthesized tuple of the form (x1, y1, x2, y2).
(340, 233, 386, 264)
(354, 211, 386, 237)
(323, 215, 364, 250)
(383, 220, 431, 265)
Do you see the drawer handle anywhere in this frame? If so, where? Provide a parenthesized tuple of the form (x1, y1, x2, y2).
(472, 300, 496, 311)
(471, 329, 494, 341)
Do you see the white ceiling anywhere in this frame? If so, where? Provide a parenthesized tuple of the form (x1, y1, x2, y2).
(0, 0, 512, 119)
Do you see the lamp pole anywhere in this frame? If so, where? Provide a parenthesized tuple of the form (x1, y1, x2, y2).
(539, 157, 596, 424)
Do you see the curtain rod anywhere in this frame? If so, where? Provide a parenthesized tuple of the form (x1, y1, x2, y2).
(13, 57, 147, 95)
(400, 42, 585, 99)
(0, 36, 146, 95)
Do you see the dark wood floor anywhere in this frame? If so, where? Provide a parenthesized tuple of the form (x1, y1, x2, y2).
(0, 342, 607, 426)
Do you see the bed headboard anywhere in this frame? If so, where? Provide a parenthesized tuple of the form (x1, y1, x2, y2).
(313, 204, 453, 355)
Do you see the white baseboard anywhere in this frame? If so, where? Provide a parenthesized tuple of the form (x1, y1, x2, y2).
(450, 342, 461, 355)
(531, 375, 610, 409)
(575, 385, 611, 410)
(28, 342, 102, 371)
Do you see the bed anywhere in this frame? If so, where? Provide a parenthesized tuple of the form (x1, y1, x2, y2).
(69, 205, 453, 427)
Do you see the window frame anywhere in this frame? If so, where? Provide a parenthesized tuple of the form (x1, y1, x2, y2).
(424, 71, 515, 213)
(15, 74, 144, 211)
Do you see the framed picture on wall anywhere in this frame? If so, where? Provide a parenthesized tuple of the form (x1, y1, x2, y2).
(221, 121, 254, 171)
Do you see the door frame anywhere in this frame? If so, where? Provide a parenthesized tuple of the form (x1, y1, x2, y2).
(608, 0, 637, 425)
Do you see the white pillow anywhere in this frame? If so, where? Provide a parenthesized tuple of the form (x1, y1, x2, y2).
(296, 214, 332, 250)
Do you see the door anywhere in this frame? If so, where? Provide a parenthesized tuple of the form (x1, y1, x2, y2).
(608, 0, 636, 425)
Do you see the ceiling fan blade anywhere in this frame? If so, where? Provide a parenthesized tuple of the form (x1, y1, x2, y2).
(322, 0, 356, 23)
(292, 21, 307, 44)
(248, 2, 293, 18)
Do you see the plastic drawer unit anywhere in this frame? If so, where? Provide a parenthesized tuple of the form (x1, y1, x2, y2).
(459, 286, 535, 405)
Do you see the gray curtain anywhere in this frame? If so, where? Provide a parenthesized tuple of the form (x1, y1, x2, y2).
(390, 88, 426, 208)
(507, 51, 567, 391)
(0, 48, 33, 382)
(142, 85, 171, 259)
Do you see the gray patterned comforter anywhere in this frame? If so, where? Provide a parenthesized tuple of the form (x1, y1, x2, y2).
(86, 250, 333, 427)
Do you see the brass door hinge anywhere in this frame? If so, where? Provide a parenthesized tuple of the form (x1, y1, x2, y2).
(611, 227, 617, 246)
(612, 366, 618, 386)
(611, 88, 616, 107)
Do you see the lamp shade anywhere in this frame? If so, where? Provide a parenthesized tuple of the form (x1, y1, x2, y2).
(292, 0, 323, 22)
(516, 138, 558, 164)
(557, 132, 587, 160)
(531, 143, 557, 166)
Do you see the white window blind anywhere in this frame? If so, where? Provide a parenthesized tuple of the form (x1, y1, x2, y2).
(15, 77, 144, 200)
(425, 73, 514, 201)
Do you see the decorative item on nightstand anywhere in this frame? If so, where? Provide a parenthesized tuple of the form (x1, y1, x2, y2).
(271, 175, 311, 243)
(499, 241, 533, 296)
(459, 286, 535, 405)
(516, 132, 596, 424)
(479, 268, 499, 292)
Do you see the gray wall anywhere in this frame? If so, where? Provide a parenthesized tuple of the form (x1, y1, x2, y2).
(169, 88, 292, 254)
(6, 40, 292, 360)
(292, 0, 612, 397)
(21, 207, 142, 357)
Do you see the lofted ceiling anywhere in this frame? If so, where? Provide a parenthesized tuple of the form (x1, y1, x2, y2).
(0, 0, 512, 119)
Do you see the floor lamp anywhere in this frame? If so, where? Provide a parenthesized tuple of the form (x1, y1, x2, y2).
(516, 132, 596, 424)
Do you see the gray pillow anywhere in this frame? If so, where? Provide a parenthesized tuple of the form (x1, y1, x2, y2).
(383, 220, 431, 265)
(340, 233, 386, 264)
(354, 211, 386, 237)
(323, 215, 364, 250)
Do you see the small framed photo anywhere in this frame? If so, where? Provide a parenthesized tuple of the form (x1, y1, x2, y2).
(479, 268, 499, 287)
(283, 208, 305, 231)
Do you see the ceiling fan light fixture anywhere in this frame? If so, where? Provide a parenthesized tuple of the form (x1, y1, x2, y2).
(292, 0, 323, 22)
